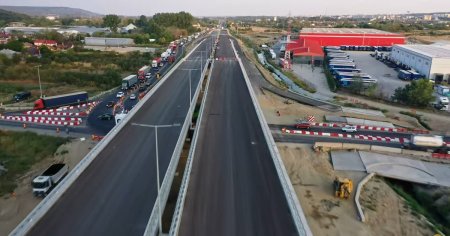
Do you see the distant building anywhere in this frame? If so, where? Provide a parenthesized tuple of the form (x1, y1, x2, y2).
(45, 15, 58, 21)
(286, 28, 405, 65)
(423, 15, 433, 21)
(8, 22, 26, 27)
(120, 23, 137, 33)
(0, 33, 11, 44)
(273, 16, 277, 22)
(391, 44, 450, 83)
(192, 23, 201, 29)
(34, 39, 58, 47)
(299, 28, 405, 47)
(84, 37, 134, 46)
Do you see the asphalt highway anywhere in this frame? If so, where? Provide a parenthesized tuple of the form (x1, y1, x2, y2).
(26, 33, 215, 236)
(269, 124, 450, 142)
(86, 45, 186, 135)
(178, 31, 297, 236)
(272, 131, 404, 148)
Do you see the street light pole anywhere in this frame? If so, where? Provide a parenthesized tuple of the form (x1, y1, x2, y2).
(130, 122, 181, 236)
(36, 65, 43, 98)
(154, 126, 161, 236)
(180, 68, 200, 106)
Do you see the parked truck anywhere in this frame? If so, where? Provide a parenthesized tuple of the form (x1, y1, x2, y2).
(404, 134, 449, 153)
(32, 163, 68, 197)
(437, 85, 449, 96)
(122, 75, 138, 90)
(152, 57, 162, 68)
(33, 91, 88, 110)
(137, 66, 151, 81)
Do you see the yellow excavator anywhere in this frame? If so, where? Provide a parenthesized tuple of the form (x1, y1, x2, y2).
(333, 177, 353, 199)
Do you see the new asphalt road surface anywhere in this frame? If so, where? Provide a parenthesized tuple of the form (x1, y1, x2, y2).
(26, 33, 216, 236)
(178, 31, 297, 236)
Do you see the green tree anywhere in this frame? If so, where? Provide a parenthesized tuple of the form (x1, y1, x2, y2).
(61, 18, 74, 26)
(348, 76, 364, 94)
(392, 79, 435, 107)
(103, 14, 121, 32)
(5, 40, 23, 52)
(135, 15, 147, 27)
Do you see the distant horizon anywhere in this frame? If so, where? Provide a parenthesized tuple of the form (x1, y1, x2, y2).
(1, 1, 449, 17)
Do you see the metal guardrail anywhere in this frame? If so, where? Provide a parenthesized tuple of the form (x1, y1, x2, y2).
(9, 39, 205, 236)
(168, 34, 218, 236)
(230, 38, 313, 236)
(143, 38, 212, 236)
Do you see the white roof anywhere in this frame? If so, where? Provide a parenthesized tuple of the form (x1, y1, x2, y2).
(301, 28, 399, 35)
(394, 44, 450, 59)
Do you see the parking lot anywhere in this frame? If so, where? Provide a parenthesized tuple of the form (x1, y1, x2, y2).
(347, 51, 409, 99)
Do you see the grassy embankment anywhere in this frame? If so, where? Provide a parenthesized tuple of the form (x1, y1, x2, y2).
(0, 48, 155, 103)
(0, 130, 68, 196)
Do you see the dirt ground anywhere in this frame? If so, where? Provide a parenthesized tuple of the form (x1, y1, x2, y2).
(278, 143, 437, 236)
(258, 91, 329, 125)
(252, 63, 440, 235)
(409, 35, 450, 44)
(258, 90, 421, 130)
(0, 138, 96, 235)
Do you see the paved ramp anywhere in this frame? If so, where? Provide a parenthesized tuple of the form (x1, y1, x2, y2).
(331, 151, 450, 187)
(330, 151, 366, 171)
(342, 107, 385, 117)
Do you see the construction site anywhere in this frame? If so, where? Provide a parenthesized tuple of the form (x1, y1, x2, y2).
(232, 24, 450, 235)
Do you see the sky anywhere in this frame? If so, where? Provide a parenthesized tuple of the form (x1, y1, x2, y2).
(2, 0, 450, 16)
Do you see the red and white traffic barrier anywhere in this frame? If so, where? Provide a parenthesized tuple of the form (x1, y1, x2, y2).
(1, 116, 81, 126)
(432, 153, 450, 160)
(309, 122, 411, 133)
(281, 128, 408, 144)
(24, 111, 86, 116)
(2, 116, 82, 122)
(25, 101, 99, 115)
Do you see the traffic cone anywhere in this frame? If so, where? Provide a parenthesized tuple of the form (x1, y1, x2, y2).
(23, 123, 26, 129)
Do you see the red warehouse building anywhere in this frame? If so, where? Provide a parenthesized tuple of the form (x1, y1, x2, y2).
(285, 28, 405, 65)
(299, 28, 406, 47)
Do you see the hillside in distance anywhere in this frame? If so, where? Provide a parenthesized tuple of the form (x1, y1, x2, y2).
(0, 6, 102, 18)
(0, 8, 30, 23)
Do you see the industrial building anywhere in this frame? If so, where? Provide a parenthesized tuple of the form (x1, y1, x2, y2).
(300, 28, 406, 47)
(84, 37, 134, 47)
(285, 28, 405, 65)
(391, 44, 450, 83)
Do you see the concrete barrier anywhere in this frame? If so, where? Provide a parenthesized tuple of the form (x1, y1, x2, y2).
(401, 149, 432, 158)
(342, 143, 371, 151)
(169, 54, 216, 236)
(370, 145, 402, 154)
(231, 37, 312, 236)
(143, 38, 211, 236)
(355, 173, 375, 222)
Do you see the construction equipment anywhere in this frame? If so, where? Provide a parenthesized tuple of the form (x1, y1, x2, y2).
(333, 177, 353, 199)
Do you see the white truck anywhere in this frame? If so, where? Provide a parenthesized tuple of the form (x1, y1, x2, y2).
(122, 75, 138, 90)
(32, 163, 68, 197)
(405, 135, 449, 153)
